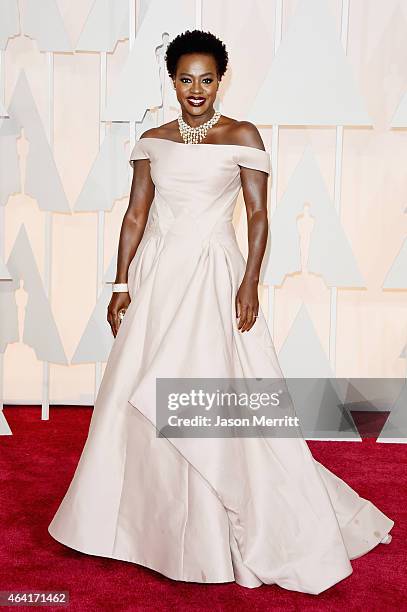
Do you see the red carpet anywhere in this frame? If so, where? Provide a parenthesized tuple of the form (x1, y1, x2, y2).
(0, 406, 405, 611)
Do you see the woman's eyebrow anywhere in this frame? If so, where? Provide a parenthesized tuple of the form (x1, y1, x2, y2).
(178, 72, 215, 77)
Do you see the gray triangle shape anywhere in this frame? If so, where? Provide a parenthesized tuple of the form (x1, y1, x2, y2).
(279, 304, 359, 440)
(103, 254, 117, 284)
(0, 116, 22, 205)
(75, 123, 129, 212)
(264, 147, 364, 287)
(0, 258, 12, 280)
(0, 100, 8, 117)
(0, 410, 12, 436)
(71, 283, 114, 364)
(0, 279, 18, 352)
(279, 305, 334, 378)
(7, 70, 70, 212)
(5, 224, 68, 363)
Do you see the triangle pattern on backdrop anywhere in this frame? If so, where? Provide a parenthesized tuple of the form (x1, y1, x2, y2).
(248, 0, 371, 126)
(263, 147, 364, 288)
(5, 71, 70, 212)
(71, 285, 114, 364)
(75, 123, 130, 212)
(71, 255, 118, 364)
(0, 410, 12, 436)
(278, 304, 360, 440)
(0, 115, 22, 205)
(383, 237, 407, 289)
(1, 224, 68, 364)
(0, 258, 12, 280)
(0, 100, 8, 117)
(76, 0, 129, 52)
(20, 0, 72, 52)
(0, 0, 19, 50)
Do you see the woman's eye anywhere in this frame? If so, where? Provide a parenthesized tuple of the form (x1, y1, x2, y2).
(179, 78, 213, 84)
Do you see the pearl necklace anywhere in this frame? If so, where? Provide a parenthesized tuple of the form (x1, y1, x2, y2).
(177, 110, 221, 144)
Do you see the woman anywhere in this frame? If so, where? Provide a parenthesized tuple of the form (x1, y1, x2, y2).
(48, 30, 394, 594)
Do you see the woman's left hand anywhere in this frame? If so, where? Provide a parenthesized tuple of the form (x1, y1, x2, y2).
(235, 278, 259, 332)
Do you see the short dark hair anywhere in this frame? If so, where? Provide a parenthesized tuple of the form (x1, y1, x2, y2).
(165, 29, 229, 80)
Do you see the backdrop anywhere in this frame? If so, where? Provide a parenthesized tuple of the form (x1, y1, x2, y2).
(0, 0, 406, 419)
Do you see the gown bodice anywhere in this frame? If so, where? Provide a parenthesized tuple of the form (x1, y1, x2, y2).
(129, 137, 271, 244)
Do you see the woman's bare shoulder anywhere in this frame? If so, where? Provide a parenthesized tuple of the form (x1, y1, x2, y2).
(140, 121, 179, 141)
(229, 120, 266, 151)
(216, 116, 266, 150)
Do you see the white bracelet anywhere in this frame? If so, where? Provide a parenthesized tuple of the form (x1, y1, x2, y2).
(112, 283, 128, 293)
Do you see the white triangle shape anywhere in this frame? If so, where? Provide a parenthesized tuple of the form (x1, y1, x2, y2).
(76, 0, 129, 52)
(71, 283, 114, 363)
(0, 410, 12, 436)
(0, 0, 19, 50)
(75, 123, 129, 212)
(0, 258, 12, 280)
(279, 304, 335, 378)
(0, 100, 8, 117)
(7, 71, 70, 212)
(5, 224, 68, 364)
(103, 254, 117, 284)
(0, 276, 18, 352)
(263, 147, 364, 287)
(0, 117, 21, 205)
(248, 0, 371, 126)
(21, 0, 72, 51)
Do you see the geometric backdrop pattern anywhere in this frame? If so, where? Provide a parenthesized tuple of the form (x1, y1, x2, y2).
(1, 225, 67, 363)
(3, 71, 70, 212)
(263, 147, 365, 287)
(248, 0, 372, 126)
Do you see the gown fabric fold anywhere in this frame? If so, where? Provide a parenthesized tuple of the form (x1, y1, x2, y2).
(48, 137, 394, 595)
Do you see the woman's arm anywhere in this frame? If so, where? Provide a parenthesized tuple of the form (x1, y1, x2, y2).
(107, 147, 155, 337)
(234, 122, 269, 333)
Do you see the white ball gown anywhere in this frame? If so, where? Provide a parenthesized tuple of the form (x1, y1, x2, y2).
(48, 136, 394, 594)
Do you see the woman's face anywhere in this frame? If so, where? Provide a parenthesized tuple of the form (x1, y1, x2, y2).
(173, 53, 219, 120)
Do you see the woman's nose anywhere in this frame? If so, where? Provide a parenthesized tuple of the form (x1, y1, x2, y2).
(190, 81, 203, 94)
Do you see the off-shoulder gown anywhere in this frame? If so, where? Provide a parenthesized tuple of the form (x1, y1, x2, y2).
(48, 137, 394, 595)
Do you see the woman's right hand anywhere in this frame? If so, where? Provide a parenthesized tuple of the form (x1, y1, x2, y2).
(107, 291, 131, 338)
